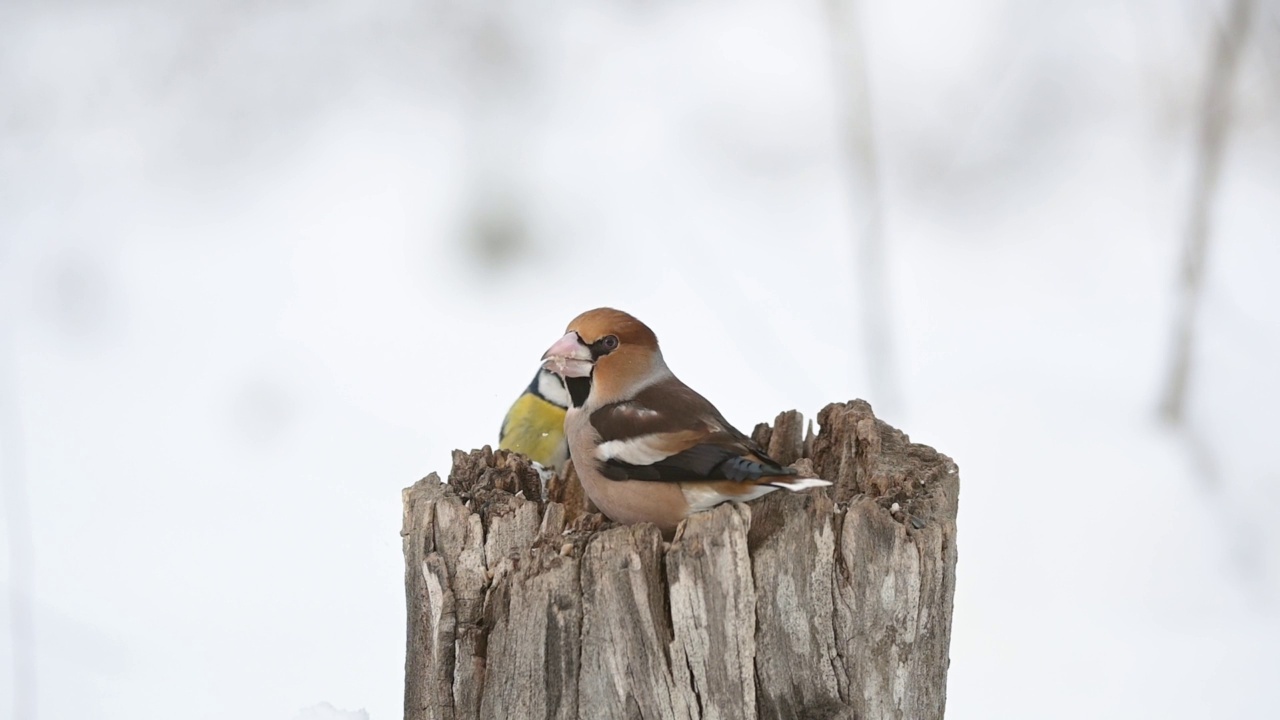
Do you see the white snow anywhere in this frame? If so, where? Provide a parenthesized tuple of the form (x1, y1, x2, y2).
(2, 1, 1278, 719)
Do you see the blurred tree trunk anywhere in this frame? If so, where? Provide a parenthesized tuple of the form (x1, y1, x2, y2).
(1161, 0, 1253, 424)
(402, 401, 959, 720)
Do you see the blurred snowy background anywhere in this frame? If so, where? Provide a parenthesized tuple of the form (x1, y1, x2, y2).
(2, 0, 1279, 718)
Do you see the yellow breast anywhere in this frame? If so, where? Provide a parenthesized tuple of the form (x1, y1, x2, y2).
(498, 392, 569, 470)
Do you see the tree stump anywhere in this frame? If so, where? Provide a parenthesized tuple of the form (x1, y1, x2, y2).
(402, 400, 959, 720)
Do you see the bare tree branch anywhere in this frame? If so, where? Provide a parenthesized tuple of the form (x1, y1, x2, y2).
(826, 0, 900, 416)
(1, 262, 36, 720)
(1161, 0, 1254, 423)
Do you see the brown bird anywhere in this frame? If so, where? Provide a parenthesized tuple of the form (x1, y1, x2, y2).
(540, 307, 829, 536)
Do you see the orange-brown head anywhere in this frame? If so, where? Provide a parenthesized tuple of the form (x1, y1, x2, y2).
(541, 308, 668, 406)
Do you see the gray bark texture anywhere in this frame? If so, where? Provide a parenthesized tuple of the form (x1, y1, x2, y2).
(403, 400, 959, 720)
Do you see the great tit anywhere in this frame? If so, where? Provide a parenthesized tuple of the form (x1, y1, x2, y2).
(498, 367, 571, 472)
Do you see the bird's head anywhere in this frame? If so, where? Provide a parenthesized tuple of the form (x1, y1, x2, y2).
(541, 307, 666, 405)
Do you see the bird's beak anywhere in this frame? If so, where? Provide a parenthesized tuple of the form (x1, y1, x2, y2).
(541, 332, 594, 378)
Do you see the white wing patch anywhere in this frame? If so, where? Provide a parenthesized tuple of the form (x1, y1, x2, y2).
(610, 402, 660, 421)
(595, 435, 674, 466)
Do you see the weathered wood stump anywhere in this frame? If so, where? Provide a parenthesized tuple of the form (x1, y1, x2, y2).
(402, 400, 959, 720)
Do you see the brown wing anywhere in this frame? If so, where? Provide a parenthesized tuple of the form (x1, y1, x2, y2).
(588, 378, 795, 483)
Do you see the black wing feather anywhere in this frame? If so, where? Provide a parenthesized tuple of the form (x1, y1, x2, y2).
(602, 436, 796, 483)
(590, 379, 795, 484)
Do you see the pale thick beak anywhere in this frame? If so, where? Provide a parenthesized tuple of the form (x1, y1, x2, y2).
(541, 332, 594, 378)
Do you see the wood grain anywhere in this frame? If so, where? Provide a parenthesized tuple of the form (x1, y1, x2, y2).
(403, 401, 959, 719)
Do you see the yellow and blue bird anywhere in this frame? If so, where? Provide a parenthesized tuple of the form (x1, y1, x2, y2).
(498, 367, 571, 473)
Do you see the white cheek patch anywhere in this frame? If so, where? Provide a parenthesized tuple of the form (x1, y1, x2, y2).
(596, 436, 673, 466)
(537, 370, 571, 409)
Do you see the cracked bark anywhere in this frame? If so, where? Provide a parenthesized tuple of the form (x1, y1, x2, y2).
(403, 400, 959, 720)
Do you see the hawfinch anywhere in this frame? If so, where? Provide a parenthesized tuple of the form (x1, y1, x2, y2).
(498, 367, 571, 473)
(541, 307, 829, 536)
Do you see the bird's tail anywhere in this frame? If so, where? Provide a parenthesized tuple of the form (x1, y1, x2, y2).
(767, 477, 832, 491)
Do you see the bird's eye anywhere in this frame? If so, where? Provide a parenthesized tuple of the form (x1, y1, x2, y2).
(588, 334, 620, 359)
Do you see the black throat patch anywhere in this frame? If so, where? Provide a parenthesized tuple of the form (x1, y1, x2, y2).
(566, 375, 592, 408)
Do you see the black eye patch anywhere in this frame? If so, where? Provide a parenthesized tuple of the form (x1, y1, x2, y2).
(589, 334, 619, 359)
